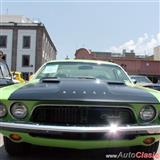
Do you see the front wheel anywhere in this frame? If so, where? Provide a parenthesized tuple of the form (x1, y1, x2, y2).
(4, 136, 31, 156)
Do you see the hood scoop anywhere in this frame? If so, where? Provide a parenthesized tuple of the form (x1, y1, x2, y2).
(107, 81, 125, 85)
(41, 77, 60, 83)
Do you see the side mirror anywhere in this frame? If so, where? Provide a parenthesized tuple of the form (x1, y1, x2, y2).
(131, 79, 137, 84)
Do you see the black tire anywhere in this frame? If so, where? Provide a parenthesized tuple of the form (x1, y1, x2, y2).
(130, 142, 159, 160)
(4, 136, 31, 156)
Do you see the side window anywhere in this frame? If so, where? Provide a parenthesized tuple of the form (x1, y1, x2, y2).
(0, 35, 7, 48)
(0, 62, 10, 78)
(116, 70, 123, 80)
(23, 36, 31, 48)
(113, 68, 127, 81)
(0, 67, 3, 78)
(22, 55, 30, 67)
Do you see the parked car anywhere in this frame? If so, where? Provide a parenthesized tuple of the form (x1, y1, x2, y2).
(0, 60, 160, 157)
(0, 60, 15, 87)
(130, 75, 160, 91)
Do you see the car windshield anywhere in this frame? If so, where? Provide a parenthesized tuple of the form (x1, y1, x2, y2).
(0, 61, 11, 79)
(35, 62, 131, 83)
(131, 76, 152, 83)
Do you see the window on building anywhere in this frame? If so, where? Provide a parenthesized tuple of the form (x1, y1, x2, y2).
(22, 55, 30, 67)
(0, 35, 7, 48)
(23, 36, 31, 48)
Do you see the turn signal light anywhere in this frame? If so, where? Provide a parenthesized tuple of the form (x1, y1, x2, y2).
(10, 134, 22, 141)
(143, 137, 155, 145)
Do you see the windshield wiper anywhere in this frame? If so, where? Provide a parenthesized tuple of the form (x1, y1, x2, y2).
(0, 66, 5, 79)
(69, 76, 96, 79)
(0, 66, 12, 80)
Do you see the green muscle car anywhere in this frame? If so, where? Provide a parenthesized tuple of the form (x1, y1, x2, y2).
(0, 60, 160, 157)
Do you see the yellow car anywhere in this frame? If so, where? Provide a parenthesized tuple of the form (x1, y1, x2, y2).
(11, 71, 25, 83)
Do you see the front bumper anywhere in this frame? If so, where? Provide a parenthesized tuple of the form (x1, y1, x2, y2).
(1, 122, 160, 149)
(0, 122, 160, 134)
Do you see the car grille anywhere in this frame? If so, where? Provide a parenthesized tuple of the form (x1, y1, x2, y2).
(30, 105, 136, 126)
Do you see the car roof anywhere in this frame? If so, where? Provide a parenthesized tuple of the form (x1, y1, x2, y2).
(46, 59, 119, 66)
(130, 75, 147, 77)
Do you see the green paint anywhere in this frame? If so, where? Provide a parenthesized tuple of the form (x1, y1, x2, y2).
(0, 79, 39, 100)
(135, 85, 160, 103)
(1, 130, 160, 149)
(0, 83, 24, 100)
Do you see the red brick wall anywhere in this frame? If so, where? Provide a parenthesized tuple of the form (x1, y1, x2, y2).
(75, 48, 160, 76)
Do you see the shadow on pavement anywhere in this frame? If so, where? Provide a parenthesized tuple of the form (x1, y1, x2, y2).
(0, 145, 131, 160)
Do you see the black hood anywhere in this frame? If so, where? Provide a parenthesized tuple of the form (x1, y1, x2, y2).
(9, 79, 158, 103)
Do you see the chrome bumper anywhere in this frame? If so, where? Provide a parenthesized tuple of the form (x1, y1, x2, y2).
(0, 122, 160, 134)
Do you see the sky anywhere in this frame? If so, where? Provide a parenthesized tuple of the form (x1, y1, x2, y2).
(0, 0, 160, 59)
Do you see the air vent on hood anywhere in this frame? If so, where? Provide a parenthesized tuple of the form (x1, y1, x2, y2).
(107, 81, 125, 85)
(41, 77, 60, 83)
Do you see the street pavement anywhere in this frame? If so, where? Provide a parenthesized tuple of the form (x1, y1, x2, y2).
(0, 134, 160, 160)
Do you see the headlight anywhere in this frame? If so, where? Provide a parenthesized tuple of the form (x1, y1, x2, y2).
(0, 103, 7, 117)
(140, 105, 156, 122)
(10, 103, 27, 119)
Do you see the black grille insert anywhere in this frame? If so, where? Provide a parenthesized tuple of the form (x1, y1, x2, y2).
(30, 105, 136, 126)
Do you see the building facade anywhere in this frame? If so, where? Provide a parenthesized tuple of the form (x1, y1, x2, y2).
(75, 48, 160, 81)
(0, 15, 57, 79)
